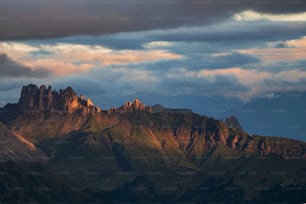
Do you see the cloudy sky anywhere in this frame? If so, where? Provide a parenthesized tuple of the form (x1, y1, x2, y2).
(1, 0, 306, 117)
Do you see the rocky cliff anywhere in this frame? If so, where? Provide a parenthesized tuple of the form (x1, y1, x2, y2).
(108, 98, 153, 114)
(18, 84, 100, 114)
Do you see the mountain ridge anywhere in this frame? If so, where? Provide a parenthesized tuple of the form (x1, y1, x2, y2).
(1, 84, 305, 161)
(0, 84, 306, 202)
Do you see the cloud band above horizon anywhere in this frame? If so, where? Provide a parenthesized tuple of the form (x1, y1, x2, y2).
(1, 0, 306, 40)
(1, 2, 306, 111)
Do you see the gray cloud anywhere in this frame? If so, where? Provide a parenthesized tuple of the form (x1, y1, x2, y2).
(211, 52, 260, 67)
(52, 76, 107, 96)
(160, 73, 250, 97)
(85, 62, 250, 99)
(0, 53, 50, 78)
(183, 52, 261, 70)
(246, 60, 306, 73)
(1, 0, 306, 40)
(38, 20, 306, 53)
(0, 79, 28, 92)
(106, 51, 261, 73)
(151, 22, 306, 44)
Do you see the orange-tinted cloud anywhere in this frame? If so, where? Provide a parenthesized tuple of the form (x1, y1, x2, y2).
(238, 36, 306, 62)
(0, 42, 183, 76)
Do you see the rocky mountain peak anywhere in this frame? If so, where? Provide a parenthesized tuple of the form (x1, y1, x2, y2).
(133, 98, 145, 110)
(225, 116, 243, 131)
(109, 98, 152, 113)
(87, 98, 94, 107)
(18, 84, 100, 114)
(119, 98, 146, 112)
(61, 86, 76, 97)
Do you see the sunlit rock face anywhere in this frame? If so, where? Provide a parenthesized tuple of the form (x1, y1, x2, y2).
(18, 84, 100, 114)
(109, 98, 153, 114)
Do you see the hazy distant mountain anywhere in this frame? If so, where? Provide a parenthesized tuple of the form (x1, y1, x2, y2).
(0, 84, 305, 203)
(226, 92, 306, 141)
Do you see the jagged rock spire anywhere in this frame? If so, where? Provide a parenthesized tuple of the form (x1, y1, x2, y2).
(108, 98, 152, 114)
(18, 84, 100, 114)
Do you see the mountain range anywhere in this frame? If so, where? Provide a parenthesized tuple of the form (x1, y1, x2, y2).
(0, 84, 305, 203)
